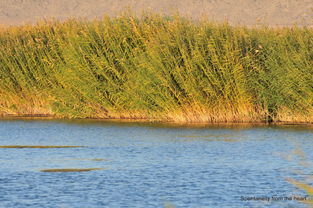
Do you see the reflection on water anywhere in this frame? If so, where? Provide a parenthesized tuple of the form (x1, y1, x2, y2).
(0, 119, 312, 207)
(284, 140, 313, 206)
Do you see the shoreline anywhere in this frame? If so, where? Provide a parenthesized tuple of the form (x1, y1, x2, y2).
(1, 114, 312, 127)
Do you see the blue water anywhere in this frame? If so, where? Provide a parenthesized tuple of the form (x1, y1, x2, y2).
(0, 119, 312, 208)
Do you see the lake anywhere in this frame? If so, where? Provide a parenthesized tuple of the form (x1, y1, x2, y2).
(0, 119, 312, 208)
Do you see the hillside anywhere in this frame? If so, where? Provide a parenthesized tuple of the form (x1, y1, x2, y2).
(0, 0, 312, 26)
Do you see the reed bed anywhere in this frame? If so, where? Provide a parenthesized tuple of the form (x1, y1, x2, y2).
(0, 14, 312, 123)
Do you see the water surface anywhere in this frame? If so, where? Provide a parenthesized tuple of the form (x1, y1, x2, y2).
(0, 119, 312, 208)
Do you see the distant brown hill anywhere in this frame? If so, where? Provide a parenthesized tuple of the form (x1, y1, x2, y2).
(0, 0, 312, 26)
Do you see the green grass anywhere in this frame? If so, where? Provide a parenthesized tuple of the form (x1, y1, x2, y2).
(0, 14, 312, 123)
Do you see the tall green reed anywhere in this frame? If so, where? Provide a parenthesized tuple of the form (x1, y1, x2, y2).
(0, 14, 312, 122)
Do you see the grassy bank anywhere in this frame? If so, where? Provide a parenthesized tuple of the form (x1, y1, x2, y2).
(0, 14, 312, 123)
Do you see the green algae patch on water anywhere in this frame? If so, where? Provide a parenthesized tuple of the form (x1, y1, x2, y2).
(0, 145, 85, 148)
(40, 168, 104, 172)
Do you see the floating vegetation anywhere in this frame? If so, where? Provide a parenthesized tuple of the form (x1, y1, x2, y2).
(62, 158, 108, 162)
(40, 168, 104, 172)
(163, 202, 176, 208)
(179, 134, 245, 142)
(181, 134, 234, 138)
(0, 14, 312, 123)
(181, 137, 241, 143)
(0, 145, 84, 148)
(89, 158, 107, 162)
